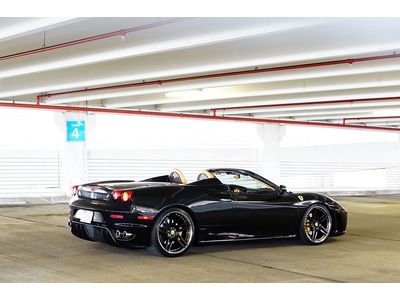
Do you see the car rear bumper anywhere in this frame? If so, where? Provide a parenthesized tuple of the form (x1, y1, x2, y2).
(68, 220, 150, 243)
(68, 207, 152, 245)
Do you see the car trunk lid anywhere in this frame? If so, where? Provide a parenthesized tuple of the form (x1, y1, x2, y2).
(77, 180, 173, 201)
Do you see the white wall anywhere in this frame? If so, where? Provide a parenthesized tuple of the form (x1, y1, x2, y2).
(280, 142, 400, 192)
(87, 148, 260, 183)
(0, 107, 399, 200)
(86, 114, 261, 183)
(0, 149, 61, 198)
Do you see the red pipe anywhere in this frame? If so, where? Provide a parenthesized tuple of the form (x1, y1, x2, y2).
(343, 115, 400, 124)
(0, 18, 189, 62)
(214, 96, 400, 113)
(37, 52, 400, 104)
(1, 102, 399, 132)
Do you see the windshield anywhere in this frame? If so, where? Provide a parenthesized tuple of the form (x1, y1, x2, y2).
(212, 171, 275, 191)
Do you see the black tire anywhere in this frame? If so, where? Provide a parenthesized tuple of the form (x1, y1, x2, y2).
(299, 204, 332, 245)
(147, 208, 195, 257)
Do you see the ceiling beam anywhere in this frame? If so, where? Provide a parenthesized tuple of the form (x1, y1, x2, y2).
(1, 101, 399, 133)
(217, 98, 400, 116)
(6, 19, 400, 100)
(252, 105, 400, 118)
(0, 18, 187, 62)
(0, 18, 80, 42)
(97, 68, 400, 109)
(157, 86, 400, 112)
(344, 116, 400, 124)
(0, 18, 325, 81)
(293, 112, 376, 121)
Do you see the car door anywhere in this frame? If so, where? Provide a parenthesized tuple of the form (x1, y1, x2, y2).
(189, 184, 235, 242)
(231, 186, 299, 238)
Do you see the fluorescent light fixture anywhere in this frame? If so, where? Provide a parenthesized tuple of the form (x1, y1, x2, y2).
(372, 109, 400, 115)
(362, 121, 400, 126)
(159, 88, 400, 112)
(254, 106, 400, 119)
(143, 78, 400, 111)
(221, 100, 400, 115)
(294, 112, 375, 121)
(165, 90, 203, 98)
(254, 108, 378, 118)
(42, 60, 400, 106)
(50, 74, 400, 106)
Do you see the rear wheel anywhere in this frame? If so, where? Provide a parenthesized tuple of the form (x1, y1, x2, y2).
(147, 208, 195, 257)
(299, 204, 332, 245)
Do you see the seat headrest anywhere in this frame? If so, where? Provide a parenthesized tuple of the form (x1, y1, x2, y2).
(197, 170, 215, 181)
(170, 169, 188, 184)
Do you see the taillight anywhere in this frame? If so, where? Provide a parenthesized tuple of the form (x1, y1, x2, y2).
(112, 190, 133, 202)
(112, 190, 121, 200)
(72, 185, 79, 196)
(121, 191, 132, 202)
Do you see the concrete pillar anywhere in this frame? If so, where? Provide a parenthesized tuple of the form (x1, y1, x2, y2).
(257, 124, 286, 184)
(55, 111, 89, 195)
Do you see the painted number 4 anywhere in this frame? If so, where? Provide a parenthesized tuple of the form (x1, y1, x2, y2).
(71, 127, 80, 139)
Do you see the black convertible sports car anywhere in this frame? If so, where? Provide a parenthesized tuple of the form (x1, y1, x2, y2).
(68, 168, 347, 257)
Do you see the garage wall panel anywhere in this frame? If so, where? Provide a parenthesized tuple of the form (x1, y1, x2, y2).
(280, 142, 400, 192)
(88, 148, 260, 182)
(0, 149, 62, 198)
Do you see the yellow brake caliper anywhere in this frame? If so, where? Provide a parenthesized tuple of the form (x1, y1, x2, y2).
(305, 220, 312, 235)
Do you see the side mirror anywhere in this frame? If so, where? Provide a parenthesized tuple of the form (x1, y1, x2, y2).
(279, 185, 287, 194)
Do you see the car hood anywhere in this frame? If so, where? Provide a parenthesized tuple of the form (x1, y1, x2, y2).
(290, 192, 344, 210)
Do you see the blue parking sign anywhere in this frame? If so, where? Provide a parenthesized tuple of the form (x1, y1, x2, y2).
(67, 120, 85, 142)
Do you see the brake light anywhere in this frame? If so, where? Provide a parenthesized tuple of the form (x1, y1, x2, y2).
(72, 185, 79, 196)
(112, 190, 133, 202)
(112, 190, 122, 200)
(121, 191, 133, 202)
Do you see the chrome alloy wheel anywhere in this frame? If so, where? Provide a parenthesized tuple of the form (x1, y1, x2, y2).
(303, 205, 332, 244)
(156, 210, 194, 255)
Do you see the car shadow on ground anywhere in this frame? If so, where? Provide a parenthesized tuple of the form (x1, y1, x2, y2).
(85, 236, 339, 257)
(188, 238, 335, 256)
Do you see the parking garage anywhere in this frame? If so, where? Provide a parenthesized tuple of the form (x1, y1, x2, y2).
(0, 17, 399, 283)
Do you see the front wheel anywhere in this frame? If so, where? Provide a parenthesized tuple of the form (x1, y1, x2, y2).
(147, 208, 195, 257)
(299, 204, 332, 245)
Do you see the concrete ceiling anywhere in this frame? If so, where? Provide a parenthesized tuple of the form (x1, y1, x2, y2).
(1, 17, 400, 128)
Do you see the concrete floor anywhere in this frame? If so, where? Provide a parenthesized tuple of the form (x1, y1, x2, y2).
(0, 195, 399, 282)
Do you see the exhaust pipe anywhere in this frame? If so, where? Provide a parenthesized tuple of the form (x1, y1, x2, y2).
(115, 230, 133, 239)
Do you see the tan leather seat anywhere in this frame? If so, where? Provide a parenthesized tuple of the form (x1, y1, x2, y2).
(169, 169, 188, 184)
(197, 170, 215, 181)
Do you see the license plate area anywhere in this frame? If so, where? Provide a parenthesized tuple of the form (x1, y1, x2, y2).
(74, 209, 94, 224)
